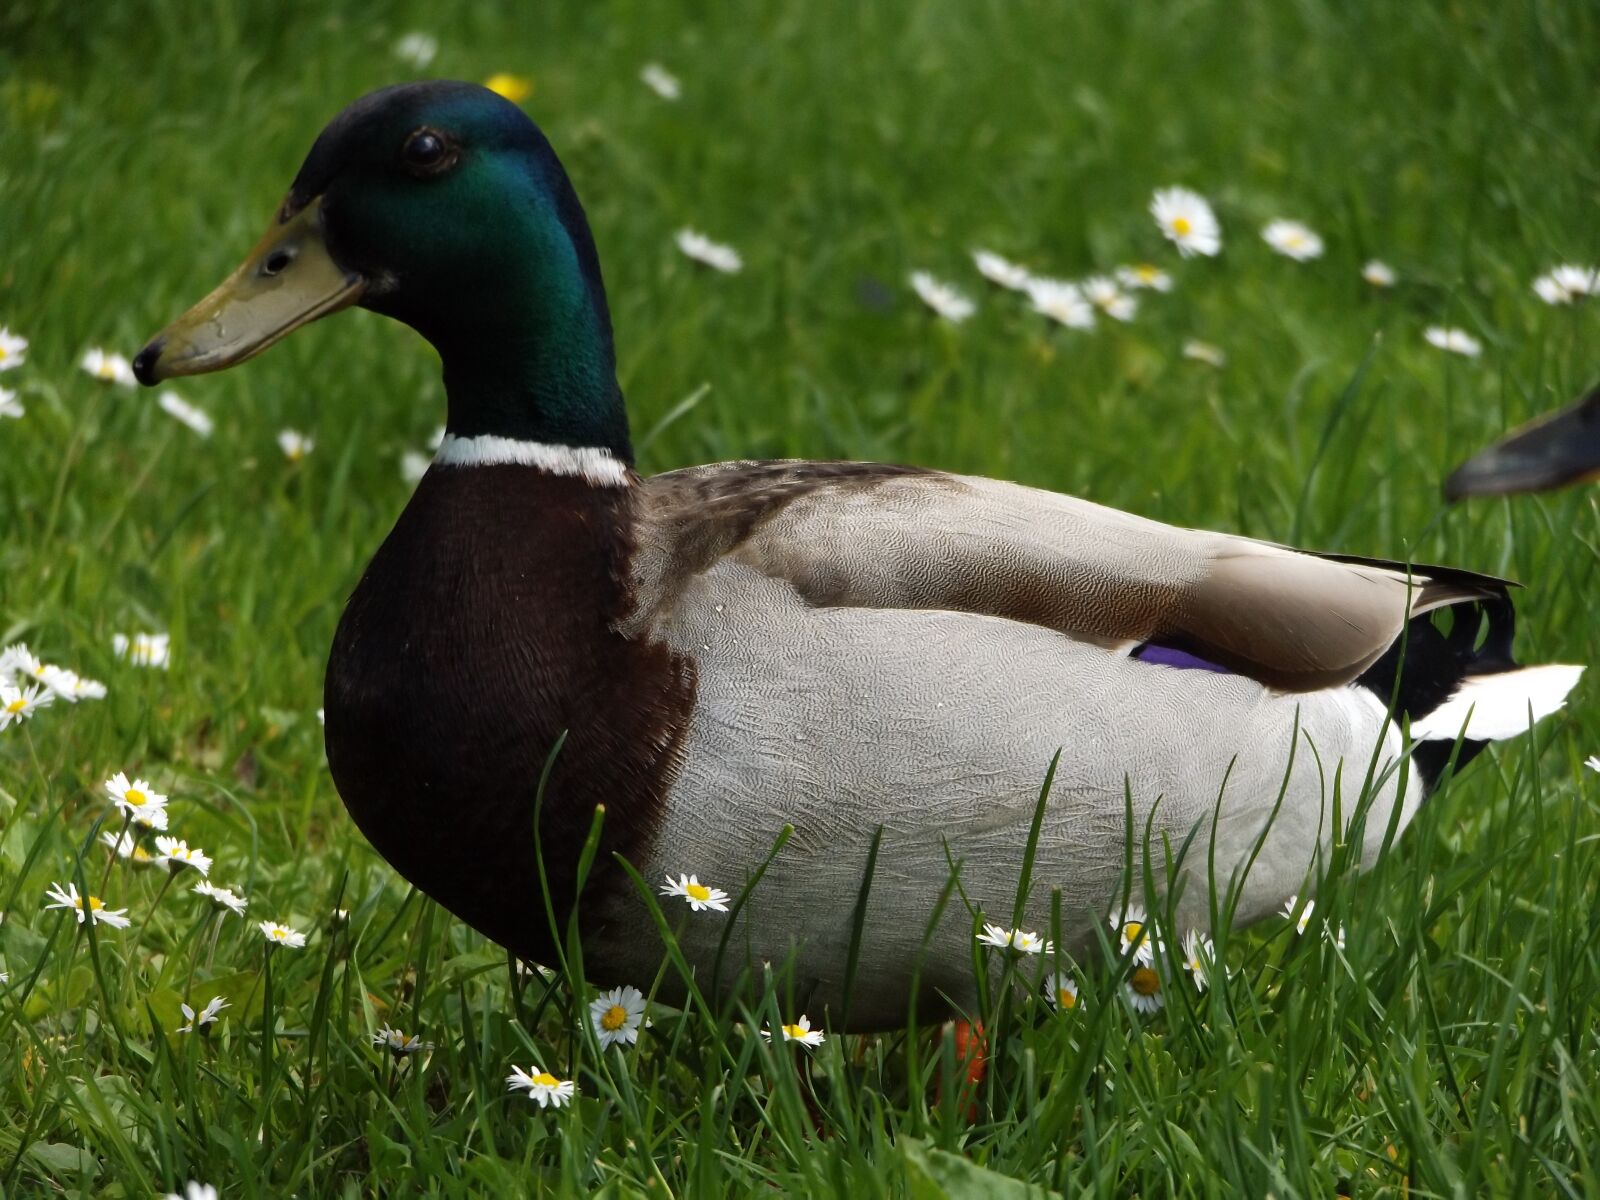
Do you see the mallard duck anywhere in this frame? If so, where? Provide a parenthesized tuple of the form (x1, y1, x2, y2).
(133, 83, 1582, 1030)
(1446, 385, 1600, 499)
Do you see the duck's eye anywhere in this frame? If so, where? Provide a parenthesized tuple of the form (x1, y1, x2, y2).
(400, 129, 454, 176)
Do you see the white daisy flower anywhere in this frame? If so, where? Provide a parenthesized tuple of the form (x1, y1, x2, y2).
(1150, 187, 1221, 257)
(164, 1183, 219, 1200)
(659, 873, 731, 913)
(639, 62, 682, 100)
(178, 995, 229, 1033)
(316, 707, 325, 726)
(64, 673, 107, 700)
(104, 772, 170, 830)
(1362, 260, 1397, 288)
(193, 881, 249, 916)
(0, 386, 21, 419)
(0, 682, 53, 731)
(154, 837, 212, 877)
(0, 327, 27, 372)
(1327, 924, 1347, 952)
(112, 631, 170, 669)
(1553, 264, 1600, 297)
(400, 449, 431, 484)
(1424, 326, 1482, 358)
(676, 229, 742, 274)
(259, 921, 307, 948)
(373, 1024, 434, 1057)
(1, 642, 41, 680)
(278, 429, 315, 461)
(158, 391, 214, 438)
(1181, 339, 1227, 368)
(1281, 893, 1314, 935)
(1082, 275, 1138, 322)
(101, 830, 159, 867)
(1111, 904, 1155, 965)
(36, 665, 85, 701)
(80, 348, 137, 388)
(1116, 263, 1173, 292)
(506, 1065, 577, 1108)
(1026, 277, 1095, 329)
(588, 984, 647, 1049)
(909, 271, 976, 323)
(393, 31, 438, 68)
(1124, 964, 1164, 1014)
(44, 881, 130, 928)
(1044, 970, 1080, 1012)
(976, 922, 1052, 954)
(1181, 930, 1214, 992)
(1533, 272, 1573, 305)
(762, 1014, 825, 1048)
(1585, 755, 1600, 774)
(1261, 219, 1324, 261)
(972, 249, 1034, 291)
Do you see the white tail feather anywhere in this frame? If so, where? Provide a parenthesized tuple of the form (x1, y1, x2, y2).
(1410, 664, 1585, 742)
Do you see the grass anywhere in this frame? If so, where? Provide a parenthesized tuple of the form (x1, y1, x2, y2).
(2, 0, 1599, 1194)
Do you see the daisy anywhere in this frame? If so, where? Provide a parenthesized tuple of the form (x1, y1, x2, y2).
(1124, 964, 1164, 1014)
(400, 449, 431, 484)
(1044, 970, 1080, 1012)
(976, 923, 1052, 954)
(177, 995, 228, 1033)
(44, 881, 130, 928)
(1327, 924, 1347, 952)
(158, 391, 214, 437)
(0, 386, 21, 419)
(1362, 260, 1397, 288)
(1116, 263, 1173, 292)
(506, 1064, 577, 1108)
(1181, 930, 1214, 992)
(1150, 187, 1221, 257)
(101, 830, 159, 867)
(0, 683, 53, 731)
(277, 429, 315, 461)
(393, 31, 438, 69)
(0, 642, 37, 677)
(112, 631, 170, 669)
(1424, 326, 1482, 359)
(659, 873, 731, 913)
(763, 1014, 826, 1048)
(1261, 219, 1324, 261)
(1281, 893, 1314, 935)
(0, 327, 27, 371)
(62, 672, 107, 701)
(639, 62, 681, 100)
(1552, 264, 1600, 296)
(259, 921, 307, 949)
(1533, 272, 1574, 305)
(909, 271, 976, 323)
(193, 881, 248, 916)
(676, 229, 742, 274)
(484, 73, 533, 103)
(80, 348, 137, 388)
(589, 984, 647, 1049)
(37, 665, 87, 701)
(1082, 275, 1138, 322)
(373, 1024, 434, 1057)
(1026, 278, 1094, 329)
(155, 837, 212, 877)
(104, 772, 170, 830)
(164, 1184, 219, 1200)
(1585, 755, 1599, 774)
(1110, 904, 1155, 965)
(972, 249, 1034, 291)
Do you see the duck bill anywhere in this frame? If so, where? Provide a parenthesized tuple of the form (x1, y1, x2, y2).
(1444, 389, 1600, 500)
(132, 196, 364, 385)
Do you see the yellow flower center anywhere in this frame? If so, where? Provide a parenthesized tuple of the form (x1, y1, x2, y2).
(782, 1023, 808, 1040)
(1171, 216, 1193, 236)
(600, 1004, 629, 1032)
(5, 698, 25, 714)
(1130, 966, 1161, 996)
(533, 1071, 560, 1088)
(125, 789, 146, 806)
(1057, 988, 1077, 1009)
(132, 848, 153, 863)
(1123, 921, 1143, 944)
(270, 928, 286, 940)
(1136, 264, 1159, 281)
(685, 881, 711, 902)
(87, 896, 104, 912)
(97, 363, 115, 379)
(0, 346, 9, 360)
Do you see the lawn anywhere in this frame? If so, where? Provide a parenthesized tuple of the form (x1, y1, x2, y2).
(2, 0, 1598, 1195)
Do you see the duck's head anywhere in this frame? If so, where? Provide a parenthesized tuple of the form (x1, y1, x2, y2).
(134, 81, 630, 458)
(1445, 385, 1600, 500)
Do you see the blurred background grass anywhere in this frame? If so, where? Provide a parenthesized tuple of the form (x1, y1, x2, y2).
(2, 0, 1598, 1195)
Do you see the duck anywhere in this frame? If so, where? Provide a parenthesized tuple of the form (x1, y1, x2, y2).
(1446, 385, 1600, 499)
(132, 82, 1583, 1031)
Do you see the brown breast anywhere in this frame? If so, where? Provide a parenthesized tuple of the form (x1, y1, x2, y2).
(323, 465, 695, 966)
